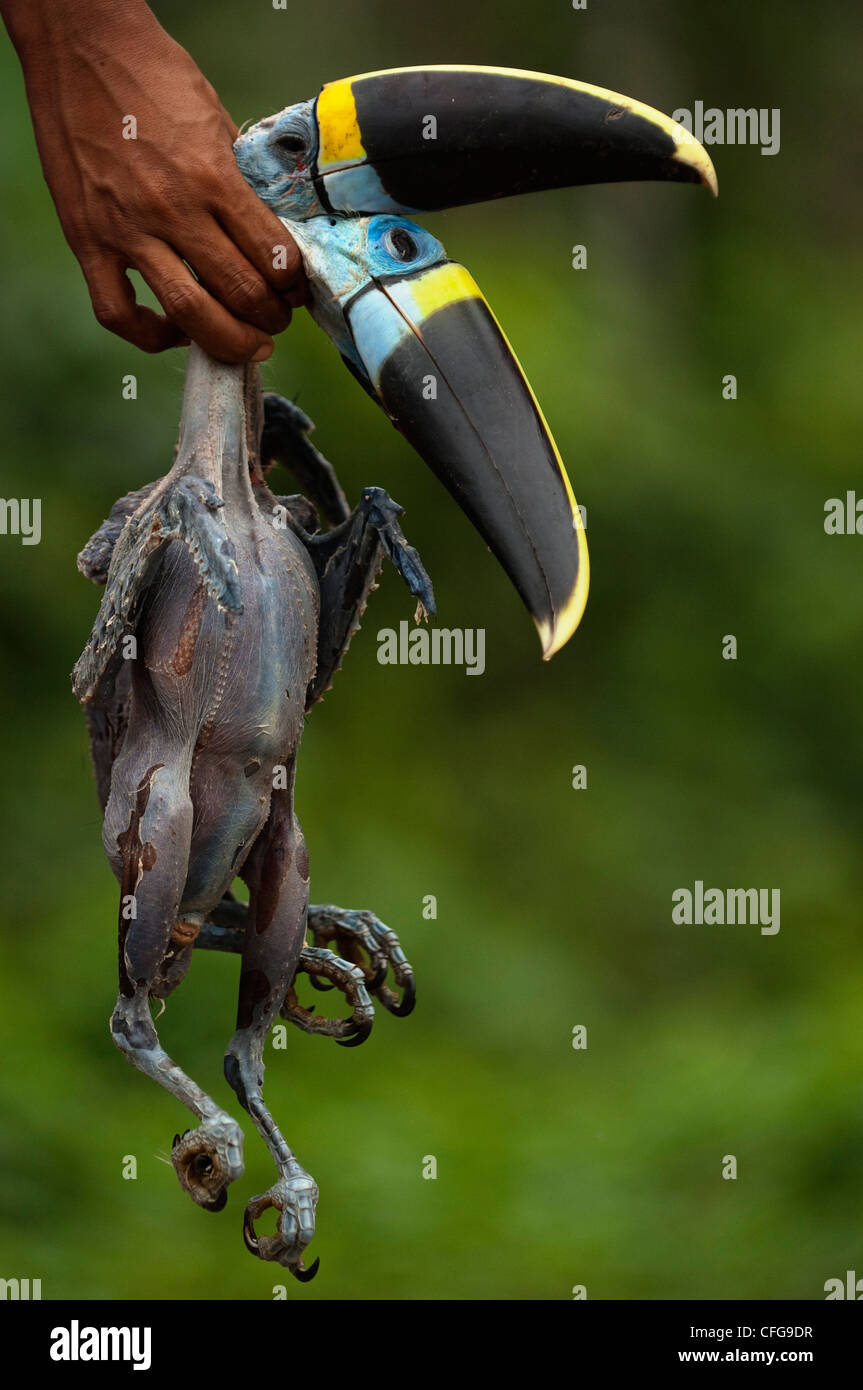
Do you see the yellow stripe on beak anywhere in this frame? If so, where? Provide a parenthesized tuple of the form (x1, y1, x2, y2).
(387, 262, 482, 320)
(316, 79, 367, 167)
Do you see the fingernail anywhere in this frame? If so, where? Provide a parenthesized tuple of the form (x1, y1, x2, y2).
(252, 342, 273, 363)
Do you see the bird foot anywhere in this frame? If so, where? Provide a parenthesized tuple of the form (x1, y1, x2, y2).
(282, 945, 375, 1046)
(171, 1114, 244, 1212)
(359, 486, 436, 619)
(305, 905, 416, 1016)
(243, 1167, 320, 1280)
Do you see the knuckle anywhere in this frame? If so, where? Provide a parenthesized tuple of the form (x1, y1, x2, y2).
(185, 160, 226, 206)
(220, 267, 269, 318)
(159, 279, 200, 323)
(91, 297, 131, 333)
(185, 152, 218, 185)
(141, 174, 178, 221)
(203, 153, 237, 192)
(269, 250, 302, 286)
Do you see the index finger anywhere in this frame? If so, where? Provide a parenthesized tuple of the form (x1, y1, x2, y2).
(215, 167, 307, 303)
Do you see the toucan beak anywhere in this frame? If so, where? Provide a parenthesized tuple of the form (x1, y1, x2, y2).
(312, 64, 717, 214)
(249, 64, 717, 660)
(343, 260, 588, 658)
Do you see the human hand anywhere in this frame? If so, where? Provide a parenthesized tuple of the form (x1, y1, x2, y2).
(2, 0, 306, 361)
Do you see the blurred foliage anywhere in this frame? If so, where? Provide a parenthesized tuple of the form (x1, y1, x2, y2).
(0, 0, 861, 1301)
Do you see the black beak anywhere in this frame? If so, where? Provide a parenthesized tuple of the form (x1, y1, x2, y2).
(343, 260, 588, 658)
(313, 65, 717, 214)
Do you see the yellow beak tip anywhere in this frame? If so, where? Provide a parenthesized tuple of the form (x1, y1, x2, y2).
(537, 609, 583, 662)
(672, 135, 719, 198)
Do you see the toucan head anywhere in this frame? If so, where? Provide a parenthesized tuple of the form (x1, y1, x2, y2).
(235, 65, 717, 218)
(235, 67, 716, 657)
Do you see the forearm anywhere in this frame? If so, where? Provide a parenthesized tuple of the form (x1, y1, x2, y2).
(1, 0, 160, 64)
(1, 0, 177, 156)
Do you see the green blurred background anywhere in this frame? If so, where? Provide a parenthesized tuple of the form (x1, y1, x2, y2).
(1, 0, 861, 1301)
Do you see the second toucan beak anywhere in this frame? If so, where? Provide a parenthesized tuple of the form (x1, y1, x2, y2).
(311, 65, 717, 214)
(343, 259, 588, 659)
(285, 213, 587, 657)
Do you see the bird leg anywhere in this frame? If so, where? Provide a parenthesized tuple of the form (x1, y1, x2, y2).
(222, 779, 320, 1280)
(257, 394, 437, 707)
(261, 391, 350, 526)
(108, 758, 244, 1214)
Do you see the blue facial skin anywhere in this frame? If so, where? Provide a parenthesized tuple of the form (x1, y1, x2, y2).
(361, 216, 445, 280)
(237, 105, 452, 389)
(235, 99, 418, 219)
(234, 100, 325, 219)
(287, 214, 448, 385)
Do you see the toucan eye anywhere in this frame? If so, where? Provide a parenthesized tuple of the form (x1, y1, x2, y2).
(384, 227, 419, 262)
(275, 133, 306, 155)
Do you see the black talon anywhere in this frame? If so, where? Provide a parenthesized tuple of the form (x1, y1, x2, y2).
(292, 1257, 320, 1283)
(390, 976, 416, 1017)
(172, 1133, 181, 1151)
(308, 975, 334, 992)
(366, 961, 387, 991)
(335, 1021, 372, 1048)
(243, 1211, 259, 1254)
(204, 1188, 228, 1213)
